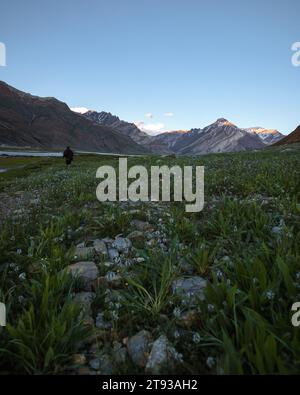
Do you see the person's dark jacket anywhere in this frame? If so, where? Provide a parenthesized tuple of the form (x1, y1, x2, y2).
(63, 148, 74, 163)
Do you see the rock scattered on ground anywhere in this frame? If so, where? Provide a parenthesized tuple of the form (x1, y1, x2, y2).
(93, 239, 108, 256)
(130, 219, 154, 232)
(73, 292, 95, 317)
(74, 246, 95, 261)
(107, 248, 119, 261)
(112, 237, 132, 253)
(172, 276, 207, 305)
(127, 330, 152, 368)
(66, 261, 98, 291)
(145, 335, 182, 374)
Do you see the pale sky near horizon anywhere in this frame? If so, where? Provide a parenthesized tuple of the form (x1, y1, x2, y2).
(0, 0, 300, 135)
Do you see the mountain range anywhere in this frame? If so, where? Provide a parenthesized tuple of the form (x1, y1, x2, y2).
(76, 109, 283, 154)
(0, 80, 295, 156)
(0, 81, 148, 154)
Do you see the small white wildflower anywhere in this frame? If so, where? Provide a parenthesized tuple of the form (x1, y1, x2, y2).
(252, 277, 259, 285)
(296, 272, 300, 280)
(18, 295, 25, 304)
(173, 307, 182, 319)
(16, 249, 22, 255)
(206, 356, 215, 369)
(9, 263, 18, 271)
(173, 350, 183, 363)
(216, 270, 223, 279)
(173, 330, 181, 339)
(207, 304, 215, 312)
(111, 310, 119, 321)
(18, 272, 26, 281)
(265, 290, 275, 300)
(192, 332, 201, 344)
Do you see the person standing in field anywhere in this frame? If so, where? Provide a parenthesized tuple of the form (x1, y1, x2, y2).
(63, 146, 74, 167)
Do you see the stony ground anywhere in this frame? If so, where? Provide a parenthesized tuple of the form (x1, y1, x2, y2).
(0, 146, 300, 375)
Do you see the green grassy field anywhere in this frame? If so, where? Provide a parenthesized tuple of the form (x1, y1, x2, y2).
(0, 145, 300, 374)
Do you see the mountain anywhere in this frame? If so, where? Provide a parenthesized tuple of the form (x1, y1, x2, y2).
(151, 118, 265, 155)
(244, 127, 284, 145)
(273, 125, 300, 146)
(146, 130, 188, 154)
(0, 81, 148, 154)
(0, 80, 279, 156)
(76, 109, 152, 146)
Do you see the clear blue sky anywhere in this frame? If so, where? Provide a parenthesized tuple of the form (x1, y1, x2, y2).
(0, 0, 299, 134)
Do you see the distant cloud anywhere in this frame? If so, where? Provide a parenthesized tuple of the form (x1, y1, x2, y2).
(145, 113, 153, 119)
(134, 121, 165, 136)
(163, 112, 174, 117)
(71, 107, 90, 114)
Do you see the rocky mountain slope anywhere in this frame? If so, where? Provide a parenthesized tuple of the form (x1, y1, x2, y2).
(150, 118, 265, 155)
(0, 81, 148, 154)
(244, 127, 284, 144)
(272, 125, 300, 146)
(81, 110, 152, 146)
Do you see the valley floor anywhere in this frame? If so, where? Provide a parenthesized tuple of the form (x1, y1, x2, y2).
(0, 145, 300, 374)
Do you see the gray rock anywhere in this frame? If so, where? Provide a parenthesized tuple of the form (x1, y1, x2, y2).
(73, 292, 95, 317)
(89, 354, 113, 374)
(172, 276, 207, 305)
(112, 237, 132, 253)
(108, 248, 119, 260)
(74, 247, 95, 261)
(127, 330, 152, 368)
(179, 260, 194, 275)
(89, 358, 100, 370)
(127, 230, 145, 242)
(99, 354, 114, 375)
(113, 341, 127, 364)
(145, 335, 181, 374)
(93, 239, 108, 256)
(130, 220, 153, 232)
(95, 312, 112, 330)
(102, 237, 114, 244)
(66, 261, 98, 290)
